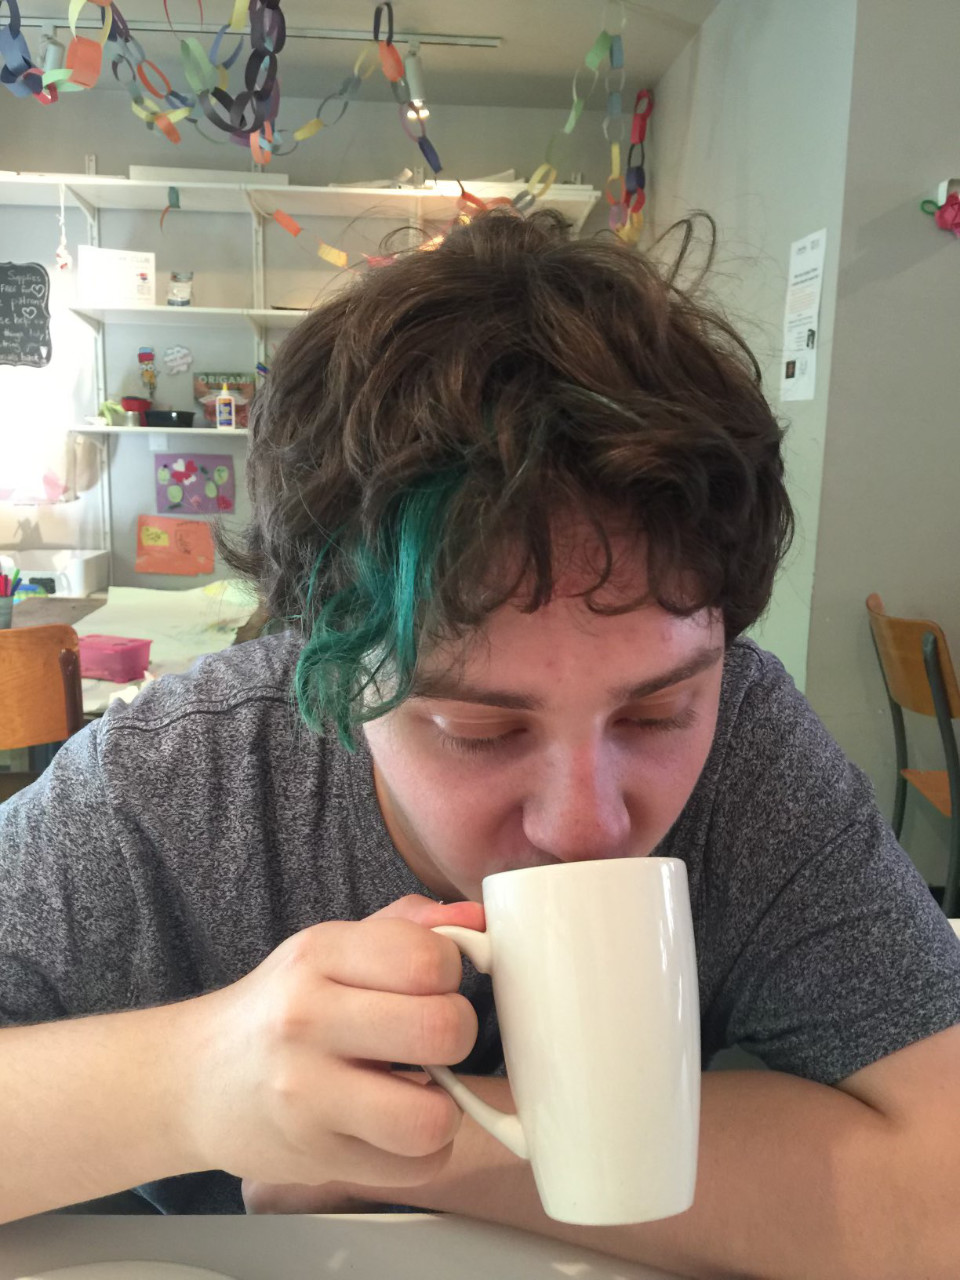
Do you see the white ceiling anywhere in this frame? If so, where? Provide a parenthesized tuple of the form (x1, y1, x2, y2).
(16, 0, 716, 105)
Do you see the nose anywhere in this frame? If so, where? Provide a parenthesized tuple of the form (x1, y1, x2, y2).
(521, 737, 632, 862)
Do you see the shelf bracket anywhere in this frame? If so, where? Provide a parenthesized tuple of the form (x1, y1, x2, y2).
(65, 183, 98, 240)
(244, 189, 266, 311)
(72, 309, 103, 334)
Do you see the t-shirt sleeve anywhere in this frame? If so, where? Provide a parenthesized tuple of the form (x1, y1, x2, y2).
(0, 719, 140, 1026)
(697, 648, 960, 1085)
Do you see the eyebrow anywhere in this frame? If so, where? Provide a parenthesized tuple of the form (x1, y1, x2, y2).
(408, 645, 725, 711)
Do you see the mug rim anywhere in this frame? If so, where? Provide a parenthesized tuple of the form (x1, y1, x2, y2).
(481, 854, 684, 890)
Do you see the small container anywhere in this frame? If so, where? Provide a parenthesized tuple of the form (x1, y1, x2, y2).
(167, 270, 194, 307)
(144, 409, 195, 428)
(121, 395, 152, 426)
(78, 634, 152, 683)
(0, 597, 13, 629)
(7, 549, 109, 597)
(215, 382, 236, 429)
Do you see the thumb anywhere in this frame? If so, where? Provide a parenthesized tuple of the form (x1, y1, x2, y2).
(371, 893, 485, 933)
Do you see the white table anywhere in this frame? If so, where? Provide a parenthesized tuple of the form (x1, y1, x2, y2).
(11, 586, 259, 717)
(0, 1213, 686, 1280)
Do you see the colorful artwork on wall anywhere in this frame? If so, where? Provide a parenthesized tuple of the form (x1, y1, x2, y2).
(135, 514, 215, 576)
(154, 452, 234, 515)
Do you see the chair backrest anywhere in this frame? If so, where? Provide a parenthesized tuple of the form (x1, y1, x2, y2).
(0, 624, 84, 751)
(866, 593, 960, 718)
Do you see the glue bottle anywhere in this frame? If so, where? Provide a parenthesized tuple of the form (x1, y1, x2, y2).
(215, 382, 236, 429)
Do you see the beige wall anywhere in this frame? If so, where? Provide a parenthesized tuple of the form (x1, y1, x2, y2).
(0, 91, 611, 189)
(807, 0, 960, 885)
(648, 0, 857, 689)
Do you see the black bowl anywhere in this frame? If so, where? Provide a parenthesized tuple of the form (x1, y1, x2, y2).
(144, 410, 196, 428)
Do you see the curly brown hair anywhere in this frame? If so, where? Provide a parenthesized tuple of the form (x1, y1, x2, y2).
(218, 208, 792, 743)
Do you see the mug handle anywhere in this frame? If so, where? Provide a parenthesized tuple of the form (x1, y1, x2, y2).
(424, 925, 530, 1160)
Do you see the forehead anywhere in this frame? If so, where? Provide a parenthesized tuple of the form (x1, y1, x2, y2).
(419, 591, 720, 699)
(413, 519, 718, 692)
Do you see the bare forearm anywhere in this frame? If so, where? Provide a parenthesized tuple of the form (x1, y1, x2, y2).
(0, 1002, 203, 1224)
(361, 1071, 941, 1280)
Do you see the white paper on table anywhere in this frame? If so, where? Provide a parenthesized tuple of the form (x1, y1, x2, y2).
(75, 580, 259, 713)
(779, 228, 826, 403)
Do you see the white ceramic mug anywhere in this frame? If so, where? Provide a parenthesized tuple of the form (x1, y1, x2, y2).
(427, 856, 700, 1226)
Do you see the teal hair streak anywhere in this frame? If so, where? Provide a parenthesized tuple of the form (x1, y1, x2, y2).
(294, 467, 466, 750)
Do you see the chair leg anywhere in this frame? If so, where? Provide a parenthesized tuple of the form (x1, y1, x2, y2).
(892, 774, 907, 841)
(942, 811, 960, 918)
(923, 632, 960, 918)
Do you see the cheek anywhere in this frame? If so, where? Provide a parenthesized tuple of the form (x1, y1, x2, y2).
(366, 720, 520, 839)
(626, 706, 720, 827)
(418, 758, 522, 835)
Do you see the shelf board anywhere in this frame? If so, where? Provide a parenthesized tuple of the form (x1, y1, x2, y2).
(1, 173, 600, 231)
(70, 305, 311, 331)
(72, 305, 249, 328)
(72, 424, 249, 438)
(248, 308, 312, 329)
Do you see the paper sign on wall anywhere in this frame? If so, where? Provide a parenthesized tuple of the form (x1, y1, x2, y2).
(779, 228, 826, 403)
(154, 452, 235, 514)
(77, 245, 155, 308)
(135, 514, 215, 576)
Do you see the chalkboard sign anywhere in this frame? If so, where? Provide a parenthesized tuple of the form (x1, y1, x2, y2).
(0, 262, 52, 368)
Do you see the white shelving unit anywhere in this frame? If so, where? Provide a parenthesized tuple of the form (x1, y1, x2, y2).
(70, 305, 311, 337)
(75, 425, 248, 438)
(0, 173, 600, 230)
(3, 169, 601, 585)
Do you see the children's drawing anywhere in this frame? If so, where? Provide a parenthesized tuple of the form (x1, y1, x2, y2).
(154, 452, 234, 514)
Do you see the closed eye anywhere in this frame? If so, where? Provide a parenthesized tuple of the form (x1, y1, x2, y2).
(436, 708, 699, 757)
(436, 727, 525, 756)
(616, 707, 699, 733)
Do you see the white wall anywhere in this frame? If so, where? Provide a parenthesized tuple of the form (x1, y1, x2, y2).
(1, 91, 613, 189)
(0, 207, 103, 552)
(806, 0, 960, 885)
(648, 0, 857, 688)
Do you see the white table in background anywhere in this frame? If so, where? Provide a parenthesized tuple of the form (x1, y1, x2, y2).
(10, 585, 259, 718)
(0, 1212, 686, 1280)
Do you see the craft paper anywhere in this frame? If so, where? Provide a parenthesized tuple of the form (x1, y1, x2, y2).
(154, 452, 234, 514)
(135, 514, 215, 576)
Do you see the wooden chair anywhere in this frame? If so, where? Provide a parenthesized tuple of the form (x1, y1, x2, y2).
(866, 594, 960, 915)
(0, 624, 84, 756)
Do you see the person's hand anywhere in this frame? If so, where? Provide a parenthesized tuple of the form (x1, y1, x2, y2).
(177, 895, 484, 1191)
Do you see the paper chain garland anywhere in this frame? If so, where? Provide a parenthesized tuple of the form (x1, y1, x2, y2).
(505, 1, 653, 244)
(0, 0, 442, 166)
(1, 0, 654, 257)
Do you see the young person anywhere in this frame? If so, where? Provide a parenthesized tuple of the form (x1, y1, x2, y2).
(2, 210, 959, 1278)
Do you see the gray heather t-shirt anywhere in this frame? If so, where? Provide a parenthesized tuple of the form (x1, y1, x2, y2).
(2, 631, 960, 1216)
